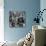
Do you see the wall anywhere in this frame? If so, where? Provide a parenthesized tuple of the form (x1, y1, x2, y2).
(0, 0, 4, 42)
(40, 0, 46, 27)
(4, 0, 40, 42)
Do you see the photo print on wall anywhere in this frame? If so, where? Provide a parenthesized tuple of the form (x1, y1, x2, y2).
(9, 11, 26, 28)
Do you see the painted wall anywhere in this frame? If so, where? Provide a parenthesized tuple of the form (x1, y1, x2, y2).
(4, 0, 40, 42)
(0, 0, 4, 42)
(40, 0, 46, 27)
